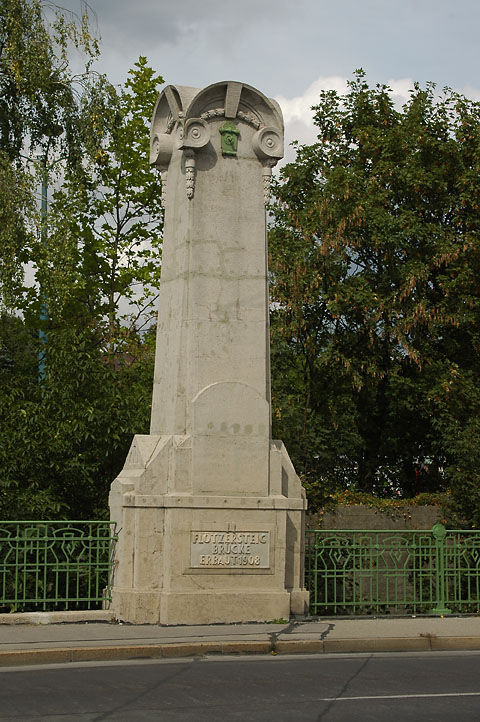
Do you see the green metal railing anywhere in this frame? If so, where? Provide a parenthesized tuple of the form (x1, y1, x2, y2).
(0, 521, 117, 612)
(3, 520, 480, 616)
(305, 524, 480, 615)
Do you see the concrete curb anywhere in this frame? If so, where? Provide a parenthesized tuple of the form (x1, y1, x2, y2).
(277, 636, 480, 654)
(0, 611, 115, 625)
(0, 641, 271, 667)
(2, 637, 480, 666)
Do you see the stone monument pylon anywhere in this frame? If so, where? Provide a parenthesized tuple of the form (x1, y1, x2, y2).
(109, 81, 309, 624)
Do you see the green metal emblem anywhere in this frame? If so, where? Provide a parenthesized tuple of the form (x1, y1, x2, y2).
(219, 120, 240, 156)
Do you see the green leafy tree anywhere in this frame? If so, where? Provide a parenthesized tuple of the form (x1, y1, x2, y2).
(46, 57, 164, 351)
(0, 0, 98, 311)
(270, 71, 480, 519)
(0, 49, 164, 519)
(0, 0, 98, 159)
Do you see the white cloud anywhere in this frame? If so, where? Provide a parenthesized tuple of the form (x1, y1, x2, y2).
(275, 75, 480, 165)
(275, 76, 349, 164)
(276, 76, 349, 126)
(386, 77, 414, 107)
(458, 85, 480, 101)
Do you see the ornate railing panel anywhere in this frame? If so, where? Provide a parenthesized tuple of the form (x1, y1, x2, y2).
(305, 524, 480, 615)
(0, 521, 117, 612)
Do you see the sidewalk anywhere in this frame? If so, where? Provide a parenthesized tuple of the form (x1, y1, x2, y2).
(2, 612, 480, 666)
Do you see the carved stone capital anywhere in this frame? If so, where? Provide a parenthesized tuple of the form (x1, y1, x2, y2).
(151, 82, 284, 210)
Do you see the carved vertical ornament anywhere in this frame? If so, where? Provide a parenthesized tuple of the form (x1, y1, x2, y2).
(185, 152, 196, 200)
(262, 160, 277, 205)
(160, 171, 168, 208)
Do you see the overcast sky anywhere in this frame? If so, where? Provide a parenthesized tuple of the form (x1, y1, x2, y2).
(63, 0, 480, 160)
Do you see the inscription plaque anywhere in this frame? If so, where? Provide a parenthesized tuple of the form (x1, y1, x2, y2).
(190, 531, 270, 569)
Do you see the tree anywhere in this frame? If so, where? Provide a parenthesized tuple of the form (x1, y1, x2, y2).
(46, 57, 164, 351)
(269, 71, 480, 519)
(28, 57, 164, 350)
(0, 0, 98, 312)
(21, 58, 164, 518)
(0, 317, 156, 519)
(0, 31, 164, 517)
(0, 0, 98, 159)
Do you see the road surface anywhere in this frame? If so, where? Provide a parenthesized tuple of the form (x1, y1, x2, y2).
(1, 651, 480, 721)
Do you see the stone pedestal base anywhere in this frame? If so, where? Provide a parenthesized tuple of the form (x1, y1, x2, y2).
(111, 589, 292, 626)
(109, 435, 309, 625)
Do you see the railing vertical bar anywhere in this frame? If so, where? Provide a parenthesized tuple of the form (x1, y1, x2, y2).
(42, 524, 48, 611)
(90, 522, 96, 610)
(55, 526, 60, 610)
(20, 524, 26, 609)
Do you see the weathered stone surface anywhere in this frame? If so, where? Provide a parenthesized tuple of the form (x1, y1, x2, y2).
(109, 81, 308, 625)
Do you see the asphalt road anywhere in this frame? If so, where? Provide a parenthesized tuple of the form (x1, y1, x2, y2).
(1, 651, 480, 721)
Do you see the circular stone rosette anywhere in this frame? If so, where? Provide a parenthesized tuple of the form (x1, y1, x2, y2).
(252, 126, 283, 160)
(183, 118, 210, 149)
(149, 133, 174, 167)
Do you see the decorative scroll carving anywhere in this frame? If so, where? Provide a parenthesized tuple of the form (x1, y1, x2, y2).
(200, 107, 225, 121)
(150, 133, 174, 170)
(151, 82, 284, 209)
(180, 118, 210, 150)
(252, 126, 283, 162)
(185, 151, 196, 199)
(165, 111, 184, 134)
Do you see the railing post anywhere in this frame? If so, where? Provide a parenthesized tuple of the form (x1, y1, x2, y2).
(431, 523, 451, 615)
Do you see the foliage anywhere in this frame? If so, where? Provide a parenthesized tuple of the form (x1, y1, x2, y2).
(0, 152, 34, 311)
(307, 487, 454, 523)
(432, 372, 480, 527)
(57, 57, 164, 350)
(0, 0, 98, 312)
(21, 58, 164, 344)
(0, 319, 155, 519)
(0, 0, 98, 159)
(270, 71, 480, 522)
(0, 2, 163, 519)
